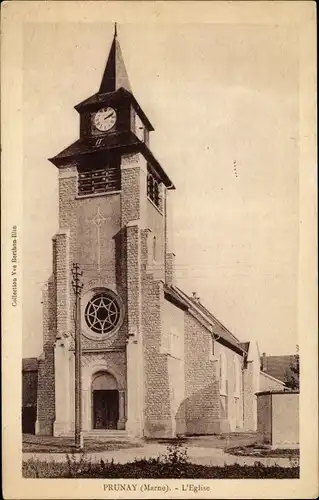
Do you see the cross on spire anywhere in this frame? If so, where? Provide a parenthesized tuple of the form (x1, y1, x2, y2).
(99, 23, 132, 94)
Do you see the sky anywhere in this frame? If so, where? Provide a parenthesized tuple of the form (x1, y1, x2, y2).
(22, 21, 300, 357)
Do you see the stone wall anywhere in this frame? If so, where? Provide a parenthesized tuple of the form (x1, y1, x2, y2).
(120, 153, 147, 437)
(162, 298, 186, 435)
(142, 270, 171, 437)
(146, 199, 165, 281)
(35, 273, 56, 434)
(184, 312, 220, 435)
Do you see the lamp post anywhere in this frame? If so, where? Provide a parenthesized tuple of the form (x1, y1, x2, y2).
(71, 263, 84, 450)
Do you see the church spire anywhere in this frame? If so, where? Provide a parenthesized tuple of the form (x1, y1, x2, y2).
(99, 24, 132, 94)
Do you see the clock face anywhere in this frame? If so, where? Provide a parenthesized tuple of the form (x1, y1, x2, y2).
(94, 107, 117, 132)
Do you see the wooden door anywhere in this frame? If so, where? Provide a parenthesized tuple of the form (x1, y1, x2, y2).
(93, 390, 119, 429)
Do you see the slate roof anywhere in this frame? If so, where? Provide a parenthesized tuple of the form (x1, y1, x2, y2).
(22, 358, 39, 372)
(261, 354, 298, 383)
(99, 29, 132, 94)
(49, 131, 175, 189)
(74, 88, 154, 131)
(49, 131, 139, 164)
(164, 286, 189, 311)
(189, 296, 244, 352)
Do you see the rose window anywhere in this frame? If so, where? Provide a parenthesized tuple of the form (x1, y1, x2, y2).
(84, 293, 121, 334)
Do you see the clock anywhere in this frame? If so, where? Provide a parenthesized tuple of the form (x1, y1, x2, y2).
(94, 107, 117, 132)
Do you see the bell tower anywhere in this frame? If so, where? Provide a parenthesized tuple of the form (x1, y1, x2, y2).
(36, 25, 175, 437)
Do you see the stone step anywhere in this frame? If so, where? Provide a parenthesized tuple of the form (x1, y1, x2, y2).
(61, 430, 131, 440)
(84, 430, 129, 439)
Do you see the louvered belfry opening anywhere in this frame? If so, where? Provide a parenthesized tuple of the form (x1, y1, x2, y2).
(147, 168, 161, 208)
(77, 153, 121, 196)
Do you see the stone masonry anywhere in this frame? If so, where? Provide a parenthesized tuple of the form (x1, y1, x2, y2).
(34, 30, 262, 439)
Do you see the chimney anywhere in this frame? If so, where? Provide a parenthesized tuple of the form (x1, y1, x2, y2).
(261, 352, 267, 371)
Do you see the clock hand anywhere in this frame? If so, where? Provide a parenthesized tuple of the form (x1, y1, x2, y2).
(104, 113, 114, 120)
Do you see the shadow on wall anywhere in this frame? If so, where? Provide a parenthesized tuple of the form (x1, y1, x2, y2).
(175, 381, 222, 436)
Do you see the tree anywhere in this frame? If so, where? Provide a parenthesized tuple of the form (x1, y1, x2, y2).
(285, 345, 300, 390)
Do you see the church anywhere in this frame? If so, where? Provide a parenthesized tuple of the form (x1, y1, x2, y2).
(23, 27, 286, 439)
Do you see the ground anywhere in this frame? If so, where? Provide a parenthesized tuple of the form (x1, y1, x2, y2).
(23, 434, 142, 453)
(147, 432, 258, 449)
(23, 433, 299, 468)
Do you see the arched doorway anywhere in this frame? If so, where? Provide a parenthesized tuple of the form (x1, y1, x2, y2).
(91, 372, 119, 430)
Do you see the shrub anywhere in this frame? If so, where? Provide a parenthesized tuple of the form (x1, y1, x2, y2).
(65, 452, 92, 477)
(161, 439, 189, 465)
(156, 439, 189, 477)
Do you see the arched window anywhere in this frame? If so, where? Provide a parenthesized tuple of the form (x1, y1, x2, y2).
(219, 352, 227, 395)
(147, 174, 154, 197)
(147, 169, 161, 209)
(233, 356, 241, 397)
(153, 179, 159, 206)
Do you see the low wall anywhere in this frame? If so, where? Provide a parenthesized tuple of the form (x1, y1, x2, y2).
(257, 391, 299, 448)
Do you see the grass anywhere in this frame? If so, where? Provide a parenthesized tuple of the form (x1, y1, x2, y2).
(22, 457, 299, 479)
(226, 443, 300, 458)
(23, 434, 142, 453)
